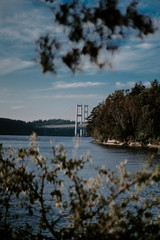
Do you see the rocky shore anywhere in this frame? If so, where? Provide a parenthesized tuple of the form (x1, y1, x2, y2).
(95, 139, 160, 149)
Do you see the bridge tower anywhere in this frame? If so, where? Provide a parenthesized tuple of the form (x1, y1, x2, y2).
(84, 105, 88, 123)
(75, 104, 88, 137)
(75, 104, 82, 137)
(83, 105, 88, 136)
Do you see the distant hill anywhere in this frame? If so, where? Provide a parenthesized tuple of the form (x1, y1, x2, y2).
(0, 118, 35, 136)
(0, 118, 75, 136)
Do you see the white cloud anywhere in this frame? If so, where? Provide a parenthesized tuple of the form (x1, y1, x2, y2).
(52, 81, 104, 89)
(0, 0, 53, 43)
(116, 81, 152, 89)
(0, 58, 34, 75)
(11, 105, 24, 109)
(136, 43, 155, 49)
(116, 81, 136, 88)
(112, 50, 139, 71)
(115, 82, 126, 87)
(31, 81, 105, 92)
(32, 93, 102, 99)
(127, 81, 136, 87)
(143, 81, 151, 87)
(111, 39, 160, 74)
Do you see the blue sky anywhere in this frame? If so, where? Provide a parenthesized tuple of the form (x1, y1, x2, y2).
(0, 0, 160, 121)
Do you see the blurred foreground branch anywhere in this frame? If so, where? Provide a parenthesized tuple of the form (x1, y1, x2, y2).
(0, 133, 160, 239)
(35, 0, 156, 74)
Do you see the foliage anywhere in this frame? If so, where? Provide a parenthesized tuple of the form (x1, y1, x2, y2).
(0, 118, 75, 136)
(0, 133, 160, 239)
(0, 118, 35, 136)
(87, 80, 160, 144)
(35, 0, 155, 74)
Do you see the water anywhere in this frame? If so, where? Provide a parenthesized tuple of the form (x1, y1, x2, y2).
(0, 135, 160, 236)
(0, 135, 159, 171)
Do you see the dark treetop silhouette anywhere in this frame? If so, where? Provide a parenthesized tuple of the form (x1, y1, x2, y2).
(36, 0, 155, 74)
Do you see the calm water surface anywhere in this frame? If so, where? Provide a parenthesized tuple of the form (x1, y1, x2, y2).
(0, 135, 159, 172)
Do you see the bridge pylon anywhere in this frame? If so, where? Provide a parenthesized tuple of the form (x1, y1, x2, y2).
(75, 104, 88, 137)
(83, 105, 88, 136)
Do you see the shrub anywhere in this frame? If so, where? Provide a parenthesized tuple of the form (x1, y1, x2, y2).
(0, 134, 160, 239)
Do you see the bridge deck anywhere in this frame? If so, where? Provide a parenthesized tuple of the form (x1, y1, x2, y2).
(36, 123, 86, 129)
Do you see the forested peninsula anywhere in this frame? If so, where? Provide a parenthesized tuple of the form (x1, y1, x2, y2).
(87, 80, 160, 147)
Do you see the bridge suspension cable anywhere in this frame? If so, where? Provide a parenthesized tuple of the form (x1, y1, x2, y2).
(34, 104, 89, 137)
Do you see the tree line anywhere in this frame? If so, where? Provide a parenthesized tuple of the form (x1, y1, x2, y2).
(0, 118, 75, 136)
(87, 79, 160, 145)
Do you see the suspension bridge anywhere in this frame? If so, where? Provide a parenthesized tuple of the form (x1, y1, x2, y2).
(35, 105, 89, 137)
